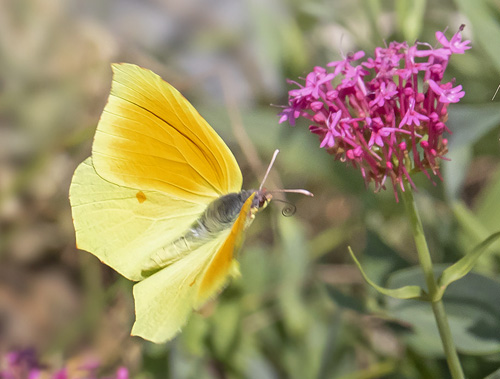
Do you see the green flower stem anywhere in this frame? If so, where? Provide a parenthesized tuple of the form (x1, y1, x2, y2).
(400, 181, 464, 379)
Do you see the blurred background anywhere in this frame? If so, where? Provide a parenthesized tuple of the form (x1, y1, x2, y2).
(1, 0, 500, 378)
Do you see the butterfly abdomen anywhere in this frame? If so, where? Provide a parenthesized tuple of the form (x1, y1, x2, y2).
(141, 190, 256, 276)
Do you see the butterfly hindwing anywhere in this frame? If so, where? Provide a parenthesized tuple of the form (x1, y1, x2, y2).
(131, 236, 227, 343)
(131, 194, 255, 343)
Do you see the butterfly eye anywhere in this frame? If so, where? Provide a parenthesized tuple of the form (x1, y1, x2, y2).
(258, 193, 272, 209)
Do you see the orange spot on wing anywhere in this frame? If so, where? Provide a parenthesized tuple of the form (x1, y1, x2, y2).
(196, 193, 255, 305)
(136, 191, 147, 203)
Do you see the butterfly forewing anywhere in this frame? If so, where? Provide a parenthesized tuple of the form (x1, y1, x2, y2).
(92, 63, 243, 200)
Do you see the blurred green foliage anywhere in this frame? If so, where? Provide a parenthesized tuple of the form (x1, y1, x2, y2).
(0, 0, 499, 378)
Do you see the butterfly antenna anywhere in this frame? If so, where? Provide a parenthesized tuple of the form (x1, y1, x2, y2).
(259, 149, 280, 191)
(259, 149, 314, 197)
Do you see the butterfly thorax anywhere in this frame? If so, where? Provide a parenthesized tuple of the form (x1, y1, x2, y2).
(177, 189, 271, 244)
(193, 191, 253, 236)
(141, 190, 270, 276)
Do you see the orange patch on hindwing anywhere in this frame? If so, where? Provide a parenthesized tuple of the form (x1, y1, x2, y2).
(136, 191, 147, 203)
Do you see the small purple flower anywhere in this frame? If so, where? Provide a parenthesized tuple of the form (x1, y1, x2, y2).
(279, 26, 469, 199)
(368, 117, 411, 148)
(53, 368, 68, 379)
(428, 80, 465, 103)
(369, 81, 398, 108)
(399, 98, 429, 127)
(1, 350, 129, 379)
(114, 367, 130, 379)
(435, 25, 471, 54)
(319, 110, 342, 148)
(1, 349, 41, 379)
(327, 50, 365, 76)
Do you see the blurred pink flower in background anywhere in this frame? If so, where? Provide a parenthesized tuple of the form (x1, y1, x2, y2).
(0, 349, 128, 379)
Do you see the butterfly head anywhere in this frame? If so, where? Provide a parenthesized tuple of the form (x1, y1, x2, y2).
(238, 189, 272, 221)
(252, 189, 273, 214)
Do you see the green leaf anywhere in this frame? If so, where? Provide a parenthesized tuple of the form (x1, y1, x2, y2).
(453, 202, 500, 273)
(181, 313, 210, 356)
(360, 230, 411, 286)
(444, 103, 500, 200)
(210, 300, 242, 359)
(386, 266, 500, 356)
(436, 231, 500, 300)
(348, 247, 427, 300)
(325, 285, 366, 314)
(453, 0, 500, 74)
(447, 104, 500, 149)
(476, 167, 500, 233)
(485, 366, 500, 379)
(443, 144, 472, 201)
(277, 216, 309, 337)
(310, 224, 356, 260)
(395, 0, 427, 42)
(245, 354, 279, 379)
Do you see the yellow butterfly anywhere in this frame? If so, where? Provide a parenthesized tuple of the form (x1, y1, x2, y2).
(70, 63, 311, 343)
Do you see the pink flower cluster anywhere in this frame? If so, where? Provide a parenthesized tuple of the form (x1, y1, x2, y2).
(279, 26, 471, 199)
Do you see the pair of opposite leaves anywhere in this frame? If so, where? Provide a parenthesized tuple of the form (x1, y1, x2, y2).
(70, 63, 278, 344)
